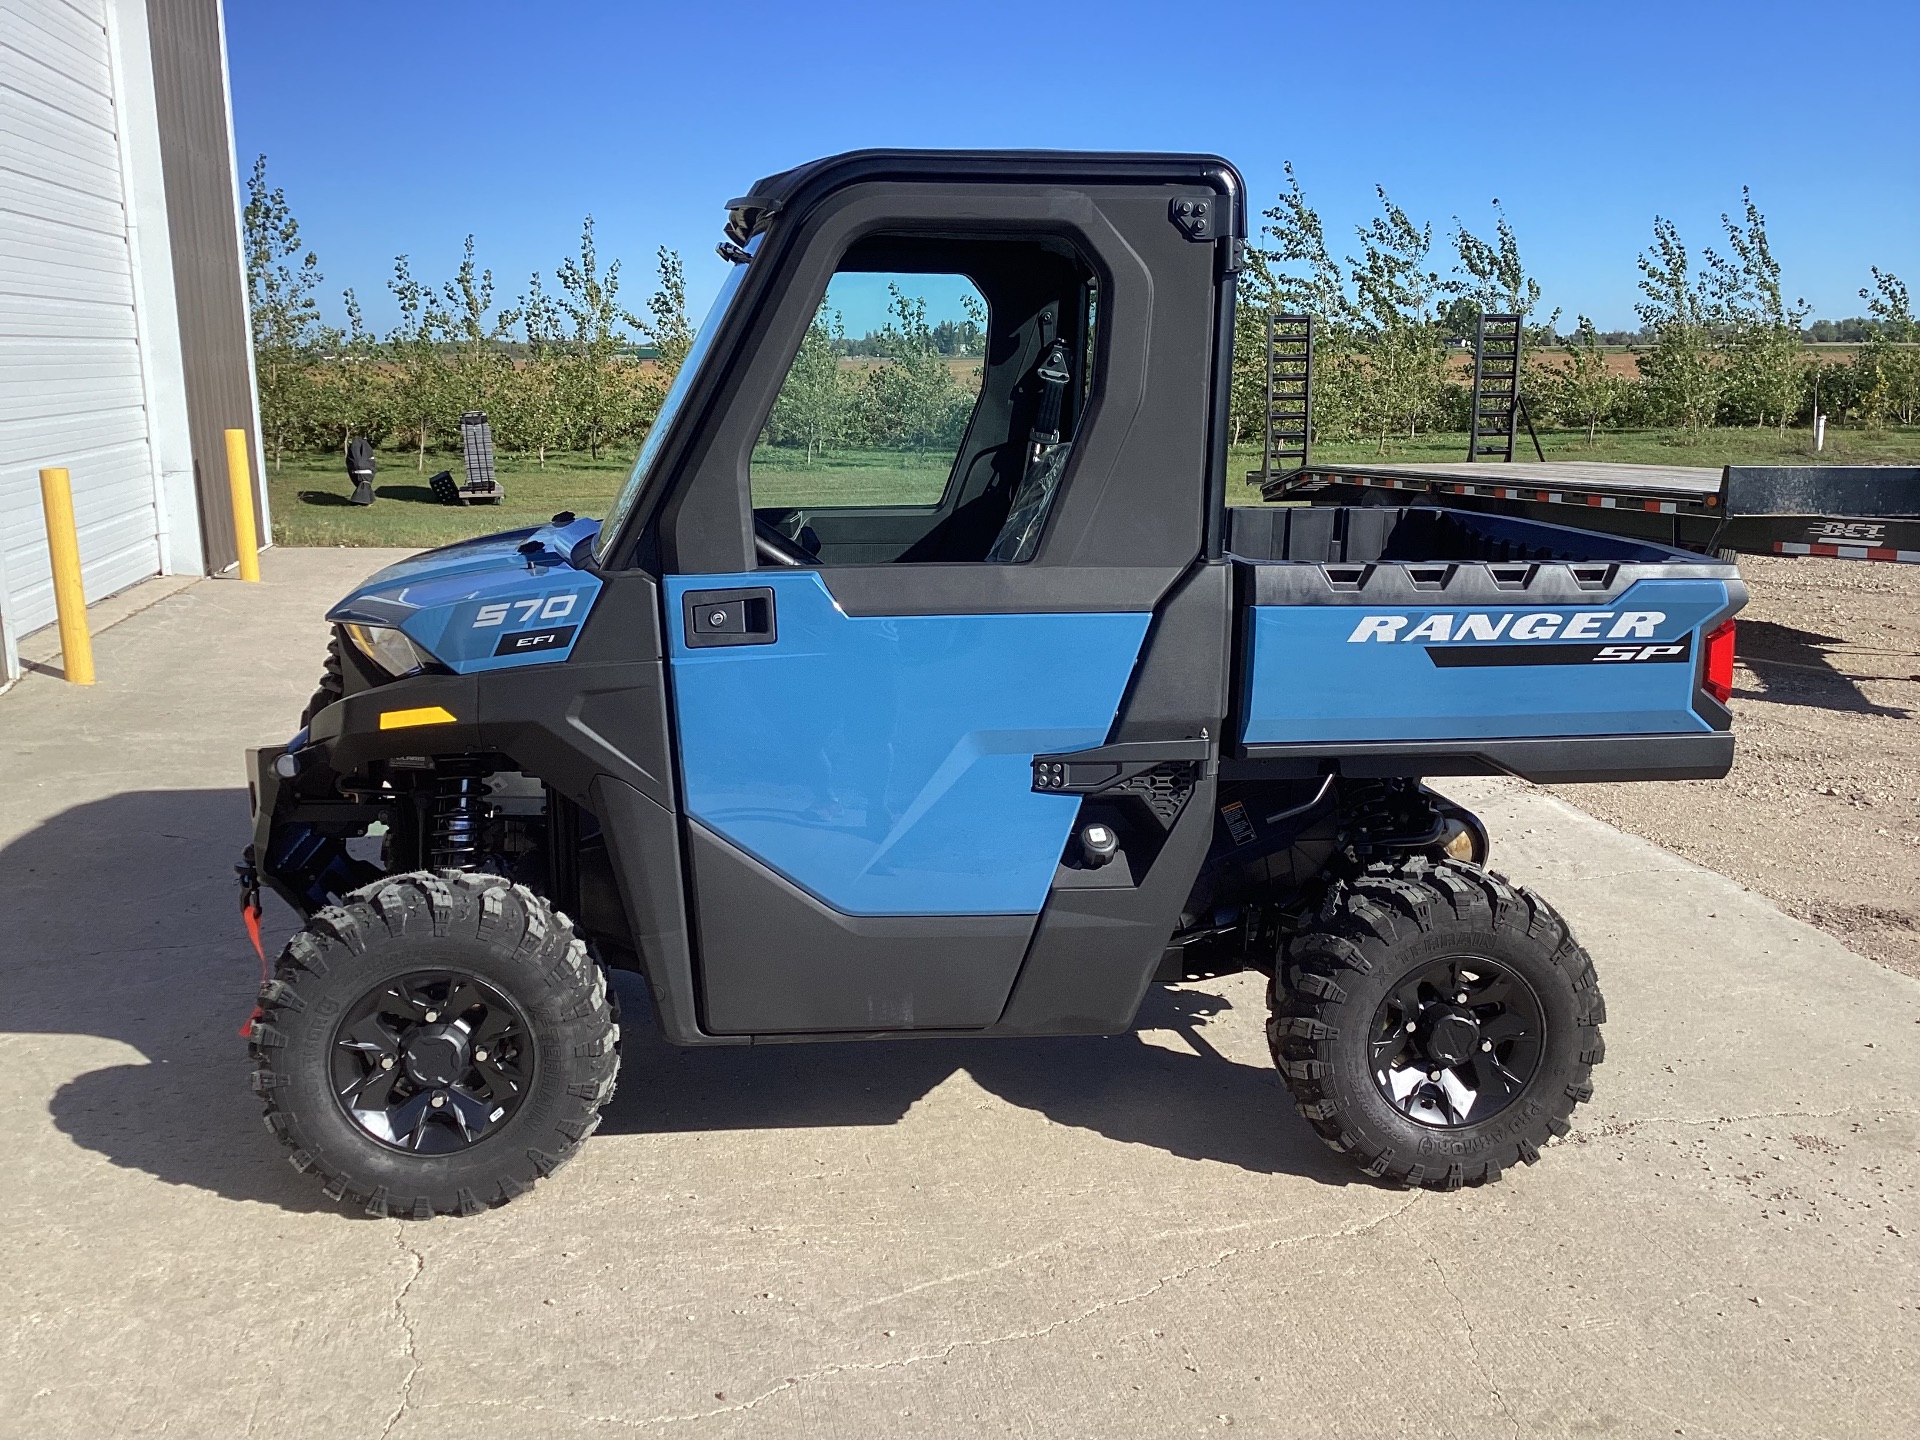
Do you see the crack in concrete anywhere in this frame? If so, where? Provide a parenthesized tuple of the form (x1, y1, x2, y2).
(485, 1195, 1426, 1431)
(377, 1229, 426, 1440)
(1428, 1253, 1520, 1439)
(1592, 1103, 1920, 1131)
(825, 1205, 1342, 1323)
(831, 1238, 1072, 1318)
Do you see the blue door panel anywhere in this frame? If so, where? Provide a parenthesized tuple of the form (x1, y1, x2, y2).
(1240, 578, 1729, 743)
(666, 572, 1150, 916)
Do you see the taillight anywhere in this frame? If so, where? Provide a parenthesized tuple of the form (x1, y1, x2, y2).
(1703, 619, 1735, 704)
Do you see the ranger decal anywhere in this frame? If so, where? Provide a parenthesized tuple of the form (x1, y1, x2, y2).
(1347, 610, 1666, 643)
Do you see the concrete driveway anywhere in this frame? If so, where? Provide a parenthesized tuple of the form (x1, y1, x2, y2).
(2, 549, 1915, 1439)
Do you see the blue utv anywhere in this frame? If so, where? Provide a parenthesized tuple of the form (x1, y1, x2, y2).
(244, 150, 1744, 1217)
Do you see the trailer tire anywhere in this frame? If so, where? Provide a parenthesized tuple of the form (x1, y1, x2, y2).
(1268, 857, 1603, 1189)
(249, 871, 619, 1216)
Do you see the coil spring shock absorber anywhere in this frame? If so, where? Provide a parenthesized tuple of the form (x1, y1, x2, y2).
(430, 761, 488, 870)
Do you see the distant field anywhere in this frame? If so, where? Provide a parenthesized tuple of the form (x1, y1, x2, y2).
(268, 427, 1920, 548)
(1445, 346, 1873, 380)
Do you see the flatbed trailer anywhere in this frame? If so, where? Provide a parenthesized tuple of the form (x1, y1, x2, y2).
(1261, 461, 1920, 565)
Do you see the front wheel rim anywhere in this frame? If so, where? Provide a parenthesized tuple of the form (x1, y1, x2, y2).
(1367, 954, 1544, 1128)
(329, 970, 535, 1154)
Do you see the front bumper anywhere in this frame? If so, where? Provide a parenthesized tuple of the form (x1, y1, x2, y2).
(245, 738, 388, 915)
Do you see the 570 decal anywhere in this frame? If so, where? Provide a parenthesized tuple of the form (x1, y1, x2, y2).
(472, 593, 579, 628)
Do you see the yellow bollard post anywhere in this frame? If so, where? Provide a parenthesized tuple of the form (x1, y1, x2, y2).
(225, 427, 261, 582)
(37, 467, 95, 685)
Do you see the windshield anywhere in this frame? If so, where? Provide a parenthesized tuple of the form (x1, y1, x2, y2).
(595, 240, 757, 563)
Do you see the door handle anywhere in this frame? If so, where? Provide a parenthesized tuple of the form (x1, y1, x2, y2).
(681, 586, 777, 648)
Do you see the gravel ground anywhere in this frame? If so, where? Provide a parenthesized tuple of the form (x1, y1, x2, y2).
(1552, 553, 1920, 980)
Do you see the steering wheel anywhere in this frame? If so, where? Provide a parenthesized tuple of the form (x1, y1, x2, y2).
(754, 516, 815, 568)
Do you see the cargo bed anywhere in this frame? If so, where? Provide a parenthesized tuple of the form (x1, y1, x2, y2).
(1224, 506, 1746, 784)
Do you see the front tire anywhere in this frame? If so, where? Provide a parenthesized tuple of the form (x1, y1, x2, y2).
(1269, 858, 1604, 1189)
(249, 872, 619, 1216)
(298, 634, 344, 729)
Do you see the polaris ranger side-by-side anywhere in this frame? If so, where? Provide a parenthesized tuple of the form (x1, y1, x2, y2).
(244, 151, 1744, 1217)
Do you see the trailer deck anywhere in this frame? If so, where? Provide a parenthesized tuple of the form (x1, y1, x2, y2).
(1261, 461, 1920, 564)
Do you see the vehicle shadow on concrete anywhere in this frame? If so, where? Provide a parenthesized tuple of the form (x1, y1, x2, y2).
(1735, 618, 1912, 719)
(603, 976, 1352, 1184)
(4, 790, 1344, 1218)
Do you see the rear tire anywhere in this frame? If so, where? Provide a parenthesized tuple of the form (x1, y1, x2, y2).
(1269, 857, 1604, 1189)
(249, 872, 619, 1216)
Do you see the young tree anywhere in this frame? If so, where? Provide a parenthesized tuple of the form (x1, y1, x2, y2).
(1634, 217, 1720, 429)
(858, 286, 973, 449)
(1251, 163, 1362, 443)
(1447, 202, 1549, 333)
(1262, 163, 1354, 322)
(1703, 188, 1806, 431)
(1551, 317, 1629, 444)
(767, 302, 851, 461)
(554, 216, 643, 459)
(441, 235, 521, 418)
(387, 255, 453, 470)
(242, 155, 324, 471)
(508, 272, 571, 466)
(319, 288, 392, 450)
(1855, 268, 1920, 427)
(642, 247, 694, 374)
(1347, 187, 1447, 451)
(1446, 200, 1559, 419)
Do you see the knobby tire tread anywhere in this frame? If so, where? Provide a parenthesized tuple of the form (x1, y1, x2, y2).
(1268, 855, 1605, 1191)
(249, 870, 619, 1217)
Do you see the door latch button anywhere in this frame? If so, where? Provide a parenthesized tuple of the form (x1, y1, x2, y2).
(681, 586, 777, 648)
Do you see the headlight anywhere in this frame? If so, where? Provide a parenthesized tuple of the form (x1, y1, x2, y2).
(342, 623, 433, 678)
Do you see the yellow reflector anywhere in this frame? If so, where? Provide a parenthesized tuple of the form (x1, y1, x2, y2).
(379, 705, 458, 730)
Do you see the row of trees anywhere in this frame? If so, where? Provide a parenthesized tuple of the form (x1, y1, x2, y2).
(763, 289, 984, 462)
(245, 157, 693, 471)
(1233, 169, 1919, 450)
(245, 155, 989, 472)
(250, 154, 1917, 474)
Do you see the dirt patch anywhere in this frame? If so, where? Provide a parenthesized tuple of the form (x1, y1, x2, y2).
(1550, 553, 1920, 980)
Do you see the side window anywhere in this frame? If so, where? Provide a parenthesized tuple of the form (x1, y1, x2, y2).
(752, 271, 987, 511)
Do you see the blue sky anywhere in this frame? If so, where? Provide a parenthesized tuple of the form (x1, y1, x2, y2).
(227, 0, 1920, 337)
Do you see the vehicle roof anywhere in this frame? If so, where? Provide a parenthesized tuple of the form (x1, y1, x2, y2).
(724, 148, 1246, 243)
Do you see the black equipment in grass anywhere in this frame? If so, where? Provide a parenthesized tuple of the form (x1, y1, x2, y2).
(430, 413, 506, 505)
(345, 437, 376, 506)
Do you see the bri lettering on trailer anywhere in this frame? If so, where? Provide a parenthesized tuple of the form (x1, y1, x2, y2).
(1346, 611, 1666, 643)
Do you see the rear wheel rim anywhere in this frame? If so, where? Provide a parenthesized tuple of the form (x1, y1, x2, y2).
(329, 970, 534, 1154)
(1367, 954, 1544, 1128)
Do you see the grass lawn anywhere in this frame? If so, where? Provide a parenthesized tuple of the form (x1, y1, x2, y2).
(266, 445, 957, 548)
(268, 429, 1920, 548)
(266, 450, 637, 549)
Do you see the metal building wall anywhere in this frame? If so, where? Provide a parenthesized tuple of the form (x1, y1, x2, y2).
(145, 0, 259, 574)
(0, 0, 167, 657)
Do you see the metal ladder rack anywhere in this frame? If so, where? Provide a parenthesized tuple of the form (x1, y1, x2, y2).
(1259, 312, 1313, 486)
(1468, 313, 1522, 461)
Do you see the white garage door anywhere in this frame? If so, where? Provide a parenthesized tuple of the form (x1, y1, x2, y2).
(0, 0, 162, 646)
